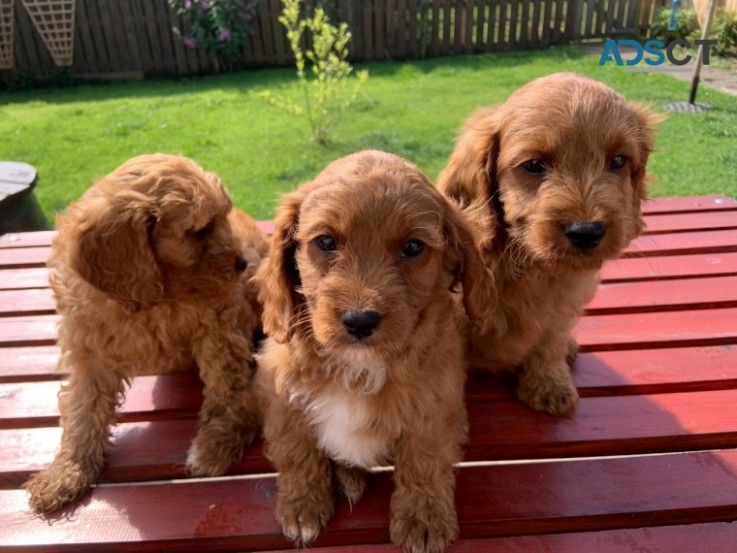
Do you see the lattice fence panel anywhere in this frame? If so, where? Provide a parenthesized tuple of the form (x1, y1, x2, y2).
(0, 0, 13, 69)
(21, 0, 75, 66)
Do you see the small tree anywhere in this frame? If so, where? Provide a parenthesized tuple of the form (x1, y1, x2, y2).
(169, 0, 258, 72)
(262, 0, 368, 144)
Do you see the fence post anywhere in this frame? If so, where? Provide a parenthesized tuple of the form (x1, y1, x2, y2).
(565, 0, 580, 40)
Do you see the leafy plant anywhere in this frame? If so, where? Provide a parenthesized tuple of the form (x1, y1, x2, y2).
(169, 0, 258, 72)
(261, 0, 368, 144)
(714, 9, 737, 57)
(649, 7, 700, 42)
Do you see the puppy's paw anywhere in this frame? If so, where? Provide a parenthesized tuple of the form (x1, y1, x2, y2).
(277, 495, 334, 546)
(517, 368, 579, 416)
(24, 462, 93, 512)
(334, 463, 367, 508)
(390, 504, 458, 553)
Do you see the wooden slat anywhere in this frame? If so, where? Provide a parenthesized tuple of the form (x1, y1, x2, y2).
(0, 230, 53, 249)
(0, 288, 55, 317)
(601, 252, 737, 283)
(0, 345, 61, 382)
(623, 229, 737, 257)
(643, 209, 737, 234)
(641, 195, 737, 215)
(570, 345, 737, 396)
(4, 272, 737, 319)
(0, 315, 57, 346)
(0, 373, 203, 429)
(586, 275, 737, 314)
(0, 246, 51, 268)
(575, 307, 737, 352)
(275, 522, 737, 552)
(0, 422, 270, 488)
(4, 450, 737, 551)
(0, 267, 49, 290)
(6, 388, 737, 489)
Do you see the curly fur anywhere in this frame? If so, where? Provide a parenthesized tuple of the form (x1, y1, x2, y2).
(24, 154, 269, 512)
(438, 72, 661, 415)
(254, 150, 495, 552)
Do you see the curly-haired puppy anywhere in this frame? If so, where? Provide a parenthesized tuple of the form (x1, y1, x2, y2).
(24, 154, 269, 512)
(255, 150, 495, 552)
(437, 72, 660, 416)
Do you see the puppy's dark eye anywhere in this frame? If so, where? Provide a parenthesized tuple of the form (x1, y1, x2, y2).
(521, 159, 549, 175)
(400, 239, 425, 259)
(314, 234, 337, 252)
(609, 155, 627, 170)
(193, 222, 214, 239)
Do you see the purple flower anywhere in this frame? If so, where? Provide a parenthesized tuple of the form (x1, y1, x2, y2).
(199, 1, 208, 12)
(183, 0, 192, 8)
(183, 37, 197, 49)
(245, 10, 254, 21)
(217, 27, 231, 42)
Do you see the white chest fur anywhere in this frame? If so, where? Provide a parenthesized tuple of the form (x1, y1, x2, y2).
(302, 387, 391, 469)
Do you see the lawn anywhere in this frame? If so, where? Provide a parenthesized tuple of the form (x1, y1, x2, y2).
(1, 44, 736, 223)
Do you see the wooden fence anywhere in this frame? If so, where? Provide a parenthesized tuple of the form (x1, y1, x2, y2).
(4, 0, 669, 80)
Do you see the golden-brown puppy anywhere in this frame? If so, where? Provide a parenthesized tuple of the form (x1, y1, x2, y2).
(438, 72, 660, 416)
(255, 150, 494, 552)
(24, 154, 269, 512)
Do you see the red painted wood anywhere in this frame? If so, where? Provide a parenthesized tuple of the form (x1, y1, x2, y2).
(0, 231, 55, 249)
(468, 388, 737, 461)
(0, 422, 270, 488)
(277, 523, 737, 553)
(601, 252, 737, 283)
(0, 374, 203, 429)
(0, 315, 57, 347)
(623, 229, 737, 257)
(10, 274, 737, 318)
(5, 388, 737, 489)
(0, 246, 51, 269)
(586, 275, 737, 315)
(575, 307, 737, 351)
(643, 210, 737, 234)
(0, 222, 273, 251)
(4, 450, 737, 551)
(0, 288, 55, 316)
(0, 267, 49, 290)
(570, 345, 737, 395)
(0, 345, 61, 382)
(640, 195, 737, 214)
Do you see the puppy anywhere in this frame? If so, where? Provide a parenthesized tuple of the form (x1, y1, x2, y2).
(254, 150, 494, 552)
(437, 72, 659, 416)
(24, 154, 269, 512)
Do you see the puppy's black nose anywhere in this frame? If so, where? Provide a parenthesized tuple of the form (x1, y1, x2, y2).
(341, 309, 382, 339)
(235, 256, 248, 272)
(564, 221, 606, 250)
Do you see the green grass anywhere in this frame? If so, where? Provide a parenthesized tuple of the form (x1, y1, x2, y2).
(1, 44, 736, 223)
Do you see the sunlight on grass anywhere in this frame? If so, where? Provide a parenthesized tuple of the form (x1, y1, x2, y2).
(1, 45, 735, 222)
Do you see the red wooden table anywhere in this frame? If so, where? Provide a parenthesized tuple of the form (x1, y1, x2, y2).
(1, 195, 737, 552)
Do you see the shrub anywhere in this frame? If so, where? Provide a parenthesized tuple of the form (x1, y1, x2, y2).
(714, 9, 737, 56)
(649, 7, 700, 42)
(169, 0, 258, 72)
(261, 0, 369, 145)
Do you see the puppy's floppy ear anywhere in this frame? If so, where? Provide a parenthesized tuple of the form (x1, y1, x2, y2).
(71, 191, 163, 312)
(444, 200, 496, 325)
(255, 190, 304, 344)
(437, 106, 504, 252)
(628, 103, 664, 233)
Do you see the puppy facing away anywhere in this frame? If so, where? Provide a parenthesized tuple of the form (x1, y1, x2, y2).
(438, 72, 660, 416)
(25, 154, 269, 512)
(254, 150, 495, 551)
